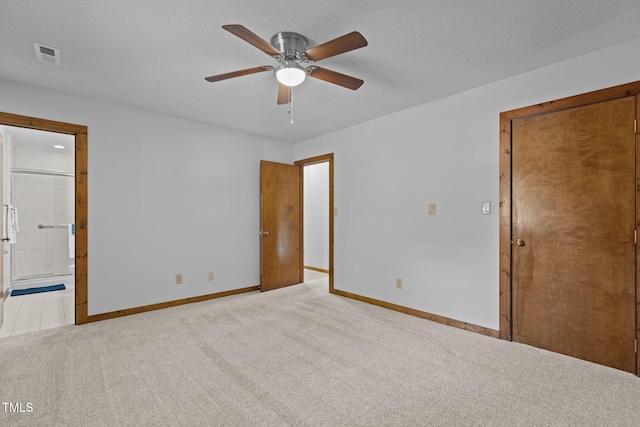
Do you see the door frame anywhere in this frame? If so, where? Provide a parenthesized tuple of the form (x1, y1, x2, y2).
(0, 112, 88, 325)
(499, 81, 640, 375)
(295, 153, 334, 292)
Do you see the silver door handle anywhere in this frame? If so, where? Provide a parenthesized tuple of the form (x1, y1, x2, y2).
(260, 231, 270, 236)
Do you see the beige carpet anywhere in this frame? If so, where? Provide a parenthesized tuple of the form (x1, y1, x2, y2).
(1, 274, 639, 426)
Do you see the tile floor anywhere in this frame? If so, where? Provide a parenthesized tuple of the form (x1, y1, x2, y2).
(0, 284, 75, 338)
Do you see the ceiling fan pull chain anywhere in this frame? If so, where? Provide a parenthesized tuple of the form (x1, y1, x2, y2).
(289, 86, 294, 124)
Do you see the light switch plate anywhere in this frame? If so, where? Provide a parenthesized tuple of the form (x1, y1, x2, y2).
(428, 203, 436, 215)
(481, 201, 491, 215)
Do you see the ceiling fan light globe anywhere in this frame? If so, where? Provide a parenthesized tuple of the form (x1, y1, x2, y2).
(276, 66, 306, 87)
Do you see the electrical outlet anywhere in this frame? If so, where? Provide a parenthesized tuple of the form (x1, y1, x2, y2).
(208, 272, 214, 281)
(175, 274, 183, 284)
(396, 278, 403, 289)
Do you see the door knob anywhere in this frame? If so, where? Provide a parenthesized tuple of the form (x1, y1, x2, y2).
(516, 238, 525, 247)
(260, 231, 270, 236)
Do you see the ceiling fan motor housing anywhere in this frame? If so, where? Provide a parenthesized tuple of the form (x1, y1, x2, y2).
(270, 32, 309, 62)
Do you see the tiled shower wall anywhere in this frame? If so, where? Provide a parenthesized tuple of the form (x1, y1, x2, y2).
(11, 146, 74, 280)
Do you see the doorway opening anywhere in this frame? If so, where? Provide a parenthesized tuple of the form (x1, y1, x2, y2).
(259, 153, 333, 293)
(0, 112, 88, 337)
(302, 162, 329, 283)
(0, 126, 76, 336)
(295, 154, 334, 292)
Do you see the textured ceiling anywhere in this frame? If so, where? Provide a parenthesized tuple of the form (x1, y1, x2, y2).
(2, 0, 640, 143)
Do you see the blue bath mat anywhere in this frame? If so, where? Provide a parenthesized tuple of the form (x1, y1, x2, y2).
(11, 284, 65, 296)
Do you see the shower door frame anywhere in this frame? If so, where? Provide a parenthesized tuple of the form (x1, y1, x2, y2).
(0, 112, 88, 324)
(11, 169, 76, 282)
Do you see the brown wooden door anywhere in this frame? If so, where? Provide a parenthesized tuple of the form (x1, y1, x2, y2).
(260, 160, 302, 292)
(512, 97, 637, 373)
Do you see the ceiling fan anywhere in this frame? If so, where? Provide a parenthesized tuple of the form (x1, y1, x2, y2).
(205, 24, 368, 105)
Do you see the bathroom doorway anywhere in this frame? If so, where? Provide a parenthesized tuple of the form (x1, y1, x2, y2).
(0, 125, 75, 336)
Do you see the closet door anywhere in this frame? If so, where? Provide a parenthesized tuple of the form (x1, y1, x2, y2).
(511, 96, 637, 373)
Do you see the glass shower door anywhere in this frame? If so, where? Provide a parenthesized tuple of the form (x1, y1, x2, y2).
(10, 171, 74, 281)
(51, 174, 75, 277)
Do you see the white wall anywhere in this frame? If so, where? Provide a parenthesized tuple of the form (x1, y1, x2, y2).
(303, 162, 329, 270)
(294, 36, 640, 331)
(0, 79, 293, 315)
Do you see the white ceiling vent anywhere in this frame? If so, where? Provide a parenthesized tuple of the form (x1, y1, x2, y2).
(33, 42, 61, 66)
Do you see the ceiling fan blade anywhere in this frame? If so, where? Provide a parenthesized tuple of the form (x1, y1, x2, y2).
(222, 24, 281, 56)
(304, 31, 367, 61)
(307, 67, 364, 90)
(205, 66, 273, 83)
(277, 83, 291, 105)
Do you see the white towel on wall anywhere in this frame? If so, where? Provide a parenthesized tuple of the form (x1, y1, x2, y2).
(68, 223, 75, 258)
(4, 204, 20, 244)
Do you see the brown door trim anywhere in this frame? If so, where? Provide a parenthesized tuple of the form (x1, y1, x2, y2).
(499, 81, 640, 375)
(295, 153, 334, 292)
(0, 112, 88, 325)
